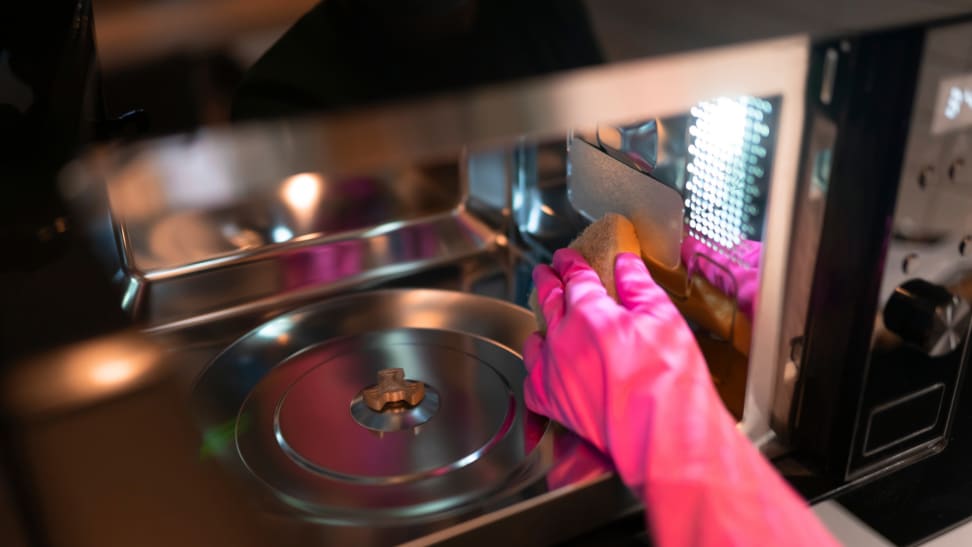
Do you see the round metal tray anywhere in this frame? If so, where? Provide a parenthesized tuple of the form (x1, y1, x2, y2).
(192, 289, 551, 524)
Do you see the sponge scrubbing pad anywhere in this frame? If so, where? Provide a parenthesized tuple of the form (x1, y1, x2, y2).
(528, 213, 641, 333)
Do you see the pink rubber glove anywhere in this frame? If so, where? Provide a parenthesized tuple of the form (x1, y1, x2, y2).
(546, 429, 613, 491)
(681, 236, 761, 321)
(524, 249, 838, 547)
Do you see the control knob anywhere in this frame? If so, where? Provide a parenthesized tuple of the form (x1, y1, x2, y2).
(883, 279, 970, 356)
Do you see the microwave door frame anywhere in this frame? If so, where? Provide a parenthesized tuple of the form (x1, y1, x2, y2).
(323, 35, 809, 448)
(82, 35, 810, 447)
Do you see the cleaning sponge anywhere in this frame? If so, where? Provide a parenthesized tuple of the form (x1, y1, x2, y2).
(529, 213, 641, 333)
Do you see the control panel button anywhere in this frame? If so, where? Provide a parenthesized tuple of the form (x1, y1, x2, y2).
(883, 279, 970, 356)
(918, 165, 936, 189)
(948, 157, 965, 183)
(902, 253, 920, 274)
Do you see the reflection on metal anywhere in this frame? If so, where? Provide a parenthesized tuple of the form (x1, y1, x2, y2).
(64, 35, 806, 305)
(89, 358, 142, 387)
(64, 142, 465, 328)
(193, 290, 551, 526)
(771, 113, 837, 436)
(256, 316, 293, 340)
(120, 274, 142, 312)
(280, 173, 324, 218)
(112, 169, 461, 274)
(271, 225, 295, 243)
(599, 119, 659, 171)
(262, 329, 521, 489)
(134, 211, 495, 329)
(567, 136, 685, 268)
(5, 14, 838, 541)
(513, 140, 582, 255)
(1, 332, 165, 417)
(200, 413, 251, 461)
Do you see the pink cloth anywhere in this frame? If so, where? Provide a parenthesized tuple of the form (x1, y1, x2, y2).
(524, 249, 838, 546)
(680, 236, 761, 321)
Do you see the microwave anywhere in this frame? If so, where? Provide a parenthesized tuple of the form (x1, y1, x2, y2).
(5, 6, 972, 546)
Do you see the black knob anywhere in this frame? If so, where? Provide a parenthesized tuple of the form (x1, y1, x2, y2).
(883, 279, 970, 356)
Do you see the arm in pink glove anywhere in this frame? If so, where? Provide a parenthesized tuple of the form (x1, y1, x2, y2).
(681, 235, 761, 321)
(524, 249, 838, 546)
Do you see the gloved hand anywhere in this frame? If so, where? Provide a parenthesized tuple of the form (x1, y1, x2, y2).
(546, 429, 613, 491)
(681, 235, 761, 321)
(524, 249, 838, 546)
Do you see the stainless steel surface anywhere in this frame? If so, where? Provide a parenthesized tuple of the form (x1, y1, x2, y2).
(192, 289, 554, 535)
(512, 140, 586, 254)
(65, 33, 811, 450)
(937, 296, 972, 355)
(130, 210, 497, 329)
(2, 332, 278, 547)
(1, 302, 642, 547)
(0, 332, 166, 418)
(885, 20, 972, 305)
(108, 164, 460, 275)
(567, 137, 684, 269)
(61, 145, 476, 328)
(15, 4, 972, 544)
(156, 250, 637, 545)
(67, 34, 810, 189)
(47, 28, 823, 545)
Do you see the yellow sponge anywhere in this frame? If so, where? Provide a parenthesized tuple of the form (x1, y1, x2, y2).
(527, 212, 751, 357)
(529, 213, 641, 333)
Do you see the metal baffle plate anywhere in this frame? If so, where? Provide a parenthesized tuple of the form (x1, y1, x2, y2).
(191, 289, 551, 525)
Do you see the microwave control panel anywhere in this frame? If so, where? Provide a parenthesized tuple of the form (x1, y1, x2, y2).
(848, 19, 972, 478)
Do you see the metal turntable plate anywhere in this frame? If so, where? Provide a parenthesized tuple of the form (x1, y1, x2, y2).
(191, 289, 551, 524)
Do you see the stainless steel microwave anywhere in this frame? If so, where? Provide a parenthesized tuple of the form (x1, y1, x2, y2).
(5, 7, 972, 547)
